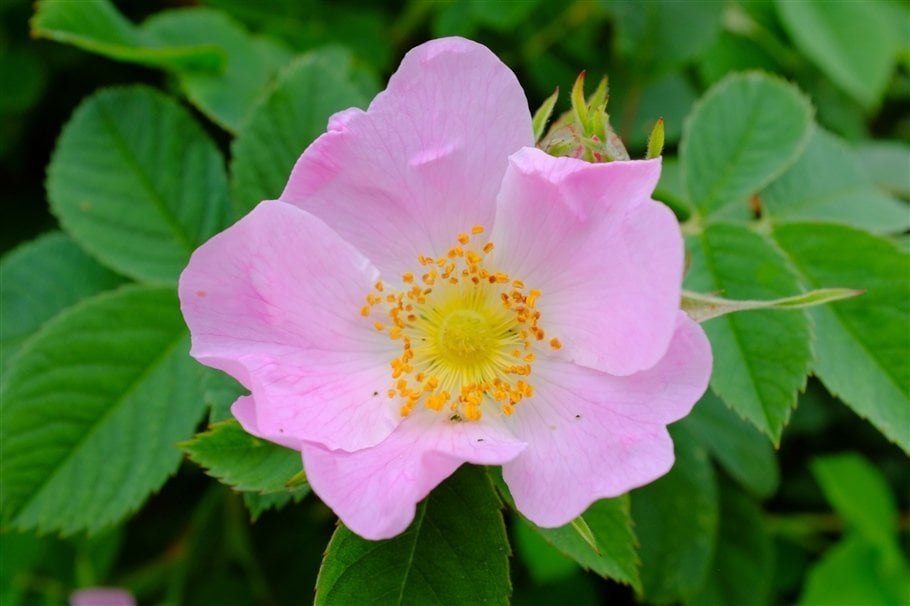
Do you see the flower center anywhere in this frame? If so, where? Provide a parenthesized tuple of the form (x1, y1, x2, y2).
(361, 226, 561, 422)
(438, 309, 493, 360)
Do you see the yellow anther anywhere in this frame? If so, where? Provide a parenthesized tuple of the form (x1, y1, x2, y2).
(457, 233, 470, 245)
(374, 321, 385, 331)
(524, 353, 536, 362)
(549, 337, 562, 350)
(512, 280, 524, 289)
(483, 242, 494, 254)
(375, 281, 384, 292)
(527, 289, 541, 307)
(471, 225, 484, 235)
(360, 305, 370, 317)
(402, 272, 414, 283)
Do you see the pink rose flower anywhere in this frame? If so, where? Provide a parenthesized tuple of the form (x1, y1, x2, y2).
(179, 37, 712, 540)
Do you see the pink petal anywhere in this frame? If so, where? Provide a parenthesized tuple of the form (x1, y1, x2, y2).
(70, 588, 135, 606)
(279, 37, 534, 278)
(179, 201, 400, 451)
(502, 313, 711, 527)
(491, 147, 681, 376)
(302, 413, 526, 540)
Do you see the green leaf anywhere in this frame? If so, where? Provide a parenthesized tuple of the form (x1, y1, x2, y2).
(230, 49, 372, 216)
(181, 420, 305, 495)
(242, 490, 308, 522)
(529, 497, 641, 590)
(798, 535, 910, 606)
(812, 453, 900, 558)
(513, 517, 579, 584)
(685, 223, 812, 442)
(686, 484, 774, 606)
(697, 31, 778, 88)
(631, 426, 718, 604)
(0, 232, 124, 372)
(30, 0, 224, 71)
(682, 286, 861, 323)
(141, 8, 291, 131)
(681, 72, 813, 220)
(682, 391, 779, 499)
(773, 223, 910, 452)
(762, 128, 910, 234)
(315, 465, 510, 606)
(612, 0, 724, 76)
(490, 468, 640, 589)
(775, 0, 898, 110)
(0, 286, 206, 534)
(855, 139, 910, 199)
(47, 86, 230, 284)
(532, 87, 559, 143)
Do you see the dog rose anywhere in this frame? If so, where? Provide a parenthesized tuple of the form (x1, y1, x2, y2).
(179, 37, 712, 540)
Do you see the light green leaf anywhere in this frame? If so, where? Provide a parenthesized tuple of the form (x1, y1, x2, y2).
(854, 139, 910, 199)
(315, 466, 510, 606)
(682, 286, 861, 323)
(181, 420, 305, 495)
(631, 426, 718, 604)
(773, 223, 910, 452)
(47, 86, 230, 284)
(681, 72, 813, 220)
(682, 391, 779, 498)
(230, 49, 372, 216)
(686, 484, 774, 606)
(141, 8, 290, 131)
(532, 87, 559, 144)
(762, 128, 910, 234)
(811, 453, 900, 558)
(0, 232, 124, 371)
(685, 223, 812, 442)
(0, 286, 206, 534)
(776, 0, 898, 110)
(798, 535, 910, 606)
(30, 0, 224, 71)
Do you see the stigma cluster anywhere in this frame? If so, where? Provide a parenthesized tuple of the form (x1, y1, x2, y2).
(360, 226, 562, 422)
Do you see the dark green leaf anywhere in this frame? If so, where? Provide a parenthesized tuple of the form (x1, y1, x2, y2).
(612, 0, 724, 76)
(762, 128, 909, 234)
(685, 223, 812, 442)
(0, 286, 206, 534)
(683, 391, 779, 498)
(230, 49, 372, 216)
(315, 465, 510, 606)
(526, 497, 640, 590)
(631, 426, 718, 604)
(0, 232, 124, 371)
(513, 517, 579, 584)
(686, 484, 774, 606)
(47, 86, 230, 284)
(681, 72, 813, 220)
(773, 223, 910, 452)
(181, 420, 305, 495)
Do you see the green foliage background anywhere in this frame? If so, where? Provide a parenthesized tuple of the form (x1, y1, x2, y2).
(1, 1, 908, 604)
